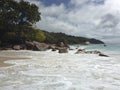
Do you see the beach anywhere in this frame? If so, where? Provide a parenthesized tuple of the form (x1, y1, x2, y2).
(1, 0, 120, 89)
(0, 57, 21, 67)
(0, 44, 120, 90)
(0, 50, 31, 67)
(0, 56, 29, 67)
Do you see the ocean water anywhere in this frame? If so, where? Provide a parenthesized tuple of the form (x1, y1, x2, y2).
(72, 44, 120, 58)
(0, 44, 120, 90)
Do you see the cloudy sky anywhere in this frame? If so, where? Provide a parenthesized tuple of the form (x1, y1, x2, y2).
(25, 0, 120, 43)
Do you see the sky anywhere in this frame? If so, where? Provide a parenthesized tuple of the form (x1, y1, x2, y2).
(24, 0, 120, 43)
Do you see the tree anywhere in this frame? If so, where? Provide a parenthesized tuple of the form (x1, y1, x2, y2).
(0, 0, 41, 44)
(0, 0, 40, 27)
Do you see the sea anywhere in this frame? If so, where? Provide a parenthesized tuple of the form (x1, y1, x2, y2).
(0, 44, 120, 90)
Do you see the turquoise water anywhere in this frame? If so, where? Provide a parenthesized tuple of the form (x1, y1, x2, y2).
(84, 44, 120, 52)
(72, 44, 120, 56)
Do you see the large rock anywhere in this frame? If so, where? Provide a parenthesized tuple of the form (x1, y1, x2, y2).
(75, 49, 102, 54)
(59, 42, 65, 47)
(84, 50, 101, 54)
(13, 45, 21, 50)
(58, 48, 68, 53)
(25, 41, 49, 51)
(49, 44, 56, 49)
(57, 42, 69, 47)
(99, 53, 109, 57)
(75, 49, 109, 57)
(33, 41, 49, 51)
(75, 49, 86, 54)
(25, 41, 34, 50)
(52, 48, 57, 51)
(25, 41, 69, 52)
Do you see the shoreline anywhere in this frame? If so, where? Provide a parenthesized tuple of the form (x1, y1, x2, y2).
(0, 56, 28, 67)
(0, 47, 119, 90)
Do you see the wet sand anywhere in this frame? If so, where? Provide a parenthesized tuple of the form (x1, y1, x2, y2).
(0, 56, 28, 67)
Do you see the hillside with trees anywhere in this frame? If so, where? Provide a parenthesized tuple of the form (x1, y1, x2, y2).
(0, 0, 104, 48)
(43, 31, 104, 44)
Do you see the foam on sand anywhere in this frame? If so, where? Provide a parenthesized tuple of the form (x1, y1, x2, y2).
(0, 50, 120, 90)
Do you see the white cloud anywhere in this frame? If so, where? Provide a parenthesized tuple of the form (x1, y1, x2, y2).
(25, 0, 120, 43)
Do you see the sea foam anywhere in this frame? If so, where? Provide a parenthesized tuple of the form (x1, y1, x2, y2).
(0, 49, 120, 90)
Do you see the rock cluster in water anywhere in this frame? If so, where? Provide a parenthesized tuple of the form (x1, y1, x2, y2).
(75, 49, 109, 57)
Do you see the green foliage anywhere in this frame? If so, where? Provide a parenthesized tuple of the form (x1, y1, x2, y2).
(0, 0, 42, 45)
(18, 0, 40, 24)
(0, 0, 40, 26)
(43, 31, 104, 44)
(34, 29, 46, 42)
(1, 32, 21, 45)
(24, 28, 46, 42)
